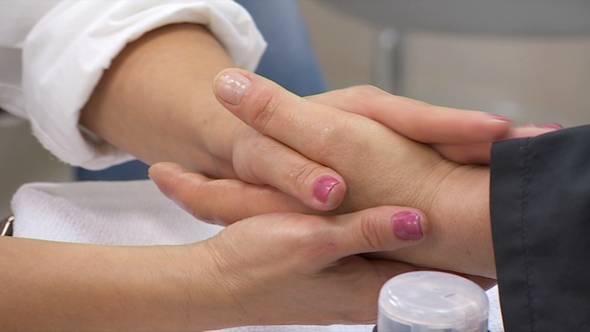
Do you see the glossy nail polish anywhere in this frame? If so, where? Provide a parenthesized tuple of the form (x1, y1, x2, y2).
(538, 123, 563, 130)
(489, 113, 512, 124)
(392, 211, 423, 241)
(214, 72, 251, 105)
(313, 176, 340, 204)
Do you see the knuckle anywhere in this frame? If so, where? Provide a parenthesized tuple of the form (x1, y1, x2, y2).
(285, 216, 336, 256)
(359, 214, 386, 251)
(313, 120, 349, 158)
(313, 112, 376, 161)
(250, 85, 282, 132)
(233, 133, 279, 180)
(298, 217, 331, 244)
(289, 162, 325, 190)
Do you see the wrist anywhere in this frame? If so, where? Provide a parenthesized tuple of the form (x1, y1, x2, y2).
(171, 243, 248, 330)
(428, 166, 495, 277)
(118, 243, 248, 331)
(106, 244, 247, 331)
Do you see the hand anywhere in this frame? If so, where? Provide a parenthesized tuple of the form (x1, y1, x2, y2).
(198, 206, 493, 328)
(224, 84, 517, 212)
(151, 69, 559, 278)
(0, 206, 427, 331)
(80, 24, 514, 214)
(199, 206, 425, 327)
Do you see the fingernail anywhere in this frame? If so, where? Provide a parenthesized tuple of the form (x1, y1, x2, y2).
(489, 113, 512, 124)
(313, 176, 340, 204)
(537, 123, 563, 130)
(215, 71, 251, 105)
(392, 211, 423, 241)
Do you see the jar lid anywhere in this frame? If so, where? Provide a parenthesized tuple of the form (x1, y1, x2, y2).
(378, 271, 489, 332)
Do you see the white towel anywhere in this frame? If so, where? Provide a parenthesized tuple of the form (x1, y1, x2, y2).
(11, 180, 503, 332)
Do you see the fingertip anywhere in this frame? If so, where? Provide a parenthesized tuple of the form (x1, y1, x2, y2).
(423, 109, 513, 144)
(327, 177, 347, 210)
(391, 209, 427, 242)
(537, 123, 564, 130)
(476, 112, 512, 140)
(311, 175, 347, 211)
(504, 125, 561, 140)
(214, 67, 253, 82)
(148, 162, 186, 193)
(488, 113, 513, 125)
(453, 111, 512, 141)
(148, 162, 186, 180)
(213, 70, 252, 106)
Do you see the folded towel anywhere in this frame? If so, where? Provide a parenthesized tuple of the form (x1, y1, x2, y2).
(11, 180, 503, 331)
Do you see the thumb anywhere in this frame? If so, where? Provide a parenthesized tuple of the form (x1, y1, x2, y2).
(311, 206, 428, 268)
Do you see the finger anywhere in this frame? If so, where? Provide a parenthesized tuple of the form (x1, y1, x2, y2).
(434, 125, 562, 164)
(213, 68, 354, 165)
(505, 124, 563, 139)
(149, 162, 309, 225)
(316, 207, 428, 265)
(308, 86, 512, 144)
(234, 133, 346, 211)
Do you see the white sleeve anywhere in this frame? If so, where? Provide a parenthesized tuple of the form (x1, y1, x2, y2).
(22, 0, 266, 170)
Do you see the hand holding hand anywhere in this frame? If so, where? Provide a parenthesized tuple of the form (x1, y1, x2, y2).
(198, 206, 425, 327)
(151, 70, 558, 278)
(215, 74, 528, 212)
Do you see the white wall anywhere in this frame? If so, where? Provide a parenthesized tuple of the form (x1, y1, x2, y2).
(300, 0, 590, 126)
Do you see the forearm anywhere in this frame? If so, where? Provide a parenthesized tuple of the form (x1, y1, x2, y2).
(0, 238, 238, 331)
(81, 23, 242, 177)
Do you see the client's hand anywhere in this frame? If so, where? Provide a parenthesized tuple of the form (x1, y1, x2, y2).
(199, 206, 425, 327)
(151, 69, 558, 278)
(220, 80, 519, 213)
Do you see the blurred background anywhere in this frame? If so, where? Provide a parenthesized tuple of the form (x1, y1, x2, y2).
(2, 0, 590, 216)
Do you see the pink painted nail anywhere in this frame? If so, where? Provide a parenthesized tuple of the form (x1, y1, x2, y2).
(392, 211, 423, 241)
(214, 71, 251, 105)
(489, 113, 512, 124)
(538, 123, 563, 130)
(313, 176, 340, 204)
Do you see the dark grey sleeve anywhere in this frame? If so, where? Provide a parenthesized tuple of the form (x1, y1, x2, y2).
(491, 125, 590, 331)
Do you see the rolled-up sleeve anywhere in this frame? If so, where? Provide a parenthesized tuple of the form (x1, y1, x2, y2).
(22, 0, 266, 170)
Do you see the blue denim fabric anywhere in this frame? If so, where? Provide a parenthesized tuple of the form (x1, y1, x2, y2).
(76, 0, 326, 181)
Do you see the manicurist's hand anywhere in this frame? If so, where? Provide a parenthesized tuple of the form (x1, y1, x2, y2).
(0, 206, 428, 331)
(200, 206, 427, 327)
(150, 69, 559, 278)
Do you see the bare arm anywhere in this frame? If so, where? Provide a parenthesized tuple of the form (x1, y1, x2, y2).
(80, 23, 352, 211)
(0, 237, 234, 331)
(80, 24, 240, 177)
(0, 206, 433, 330)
